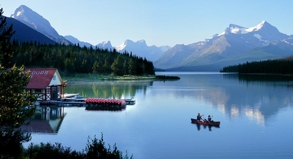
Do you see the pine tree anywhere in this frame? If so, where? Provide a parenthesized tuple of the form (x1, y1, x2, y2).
(111, 55, 123, 75)
(0, 8, 15, 68)
(128, 58, 136, 75)
(0, 7, 37, 158)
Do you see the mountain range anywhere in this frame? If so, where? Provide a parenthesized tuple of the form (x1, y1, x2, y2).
(9, 5, 168, 62)
(154, 21, 293, 71)
(6, 5, 293, 71)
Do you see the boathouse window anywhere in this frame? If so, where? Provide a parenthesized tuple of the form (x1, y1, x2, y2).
(35, 89, 42, 93)
(53, 75, 56, 80)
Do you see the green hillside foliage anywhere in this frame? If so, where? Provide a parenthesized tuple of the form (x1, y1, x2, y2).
(11, 41, 155, 76)
(221, 58, 293, 74)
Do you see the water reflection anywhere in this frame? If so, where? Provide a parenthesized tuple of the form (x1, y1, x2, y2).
(85, 105, 126, 111)
(63, 73, 293, 127)
(64, 80, 154, 99)
(152, 73, 293, 126)
(221, 74, 293, 125)
(192, 124, 220, 131)
(21, 106, 65, 134)
(244, 108, 265, 125)
(231, 74, 293, 83)
(23, 73, 293, 158)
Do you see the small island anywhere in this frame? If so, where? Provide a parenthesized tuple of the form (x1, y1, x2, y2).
(155, 75, 180, 80)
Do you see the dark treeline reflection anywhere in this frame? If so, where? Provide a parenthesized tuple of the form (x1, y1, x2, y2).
(64, 80, 154, 99)
(224, 73, 293, 83)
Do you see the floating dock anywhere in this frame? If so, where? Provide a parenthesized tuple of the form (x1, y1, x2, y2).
(39, 98, 135, 108)
(39, 99, 86, 107)
(85, 98, 126, 111)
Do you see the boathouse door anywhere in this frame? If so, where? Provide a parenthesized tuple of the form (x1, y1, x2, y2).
(52, 87, 58, 100)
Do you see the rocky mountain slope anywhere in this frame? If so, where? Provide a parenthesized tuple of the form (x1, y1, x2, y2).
(154, 21, 293, 71)
(11, 5, 71, 44)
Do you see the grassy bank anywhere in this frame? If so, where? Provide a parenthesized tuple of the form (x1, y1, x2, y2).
(61, 73, 157, 82)
(60, 73, 180, 83)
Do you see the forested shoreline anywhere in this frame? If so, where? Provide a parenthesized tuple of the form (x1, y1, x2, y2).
(11, 41, 155, 76)
(221, 58, 293, 74)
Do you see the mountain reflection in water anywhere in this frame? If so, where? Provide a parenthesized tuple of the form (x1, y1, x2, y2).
(153, 72, 293, 126)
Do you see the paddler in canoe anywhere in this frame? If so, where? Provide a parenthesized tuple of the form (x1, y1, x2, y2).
(197, 113, 203, 121)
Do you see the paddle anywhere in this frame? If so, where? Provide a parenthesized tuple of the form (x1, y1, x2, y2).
(200, 115, 204, 122)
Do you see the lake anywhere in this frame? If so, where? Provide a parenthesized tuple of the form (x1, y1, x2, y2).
(23, 72, 293, 159)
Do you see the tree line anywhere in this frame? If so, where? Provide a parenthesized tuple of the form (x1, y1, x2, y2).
(11, 41, 155, 76)
(221, 59, 293, 74)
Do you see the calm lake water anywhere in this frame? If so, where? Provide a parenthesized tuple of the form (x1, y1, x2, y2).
(24, 72, 293, 159)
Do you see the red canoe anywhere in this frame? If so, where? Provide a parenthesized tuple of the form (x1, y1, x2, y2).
(191, 118, 220, 126)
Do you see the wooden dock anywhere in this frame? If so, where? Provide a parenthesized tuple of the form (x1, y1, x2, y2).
(40, 99, 86, 107)
(39, 98, 135, 107)
(122, 99, 135, 105)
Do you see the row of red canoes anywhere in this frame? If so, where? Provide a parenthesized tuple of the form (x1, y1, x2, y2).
(85, 98, 126, 106)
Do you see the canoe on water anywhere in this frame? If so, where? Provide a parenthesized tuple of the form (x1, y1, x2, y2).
(191, 118, 220, 126)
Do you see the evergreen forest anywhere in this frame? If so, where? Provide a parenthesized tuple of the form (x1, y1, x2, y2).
(11, 41, 155, 76)
(221, 58, 293, 74)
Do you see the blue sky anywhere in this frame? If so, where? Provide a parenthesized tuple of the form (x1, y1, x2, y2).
(1, 0, 292, 47)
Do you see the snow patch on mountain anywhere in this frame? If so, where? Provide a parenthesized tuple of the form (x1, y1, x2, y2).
(16, 11, 22, 17)
(253, 33, 269, 44)
(115, 39, 170, 62)
(247, 20, 267, 32)
(116, 42, 127, 51)
(96, 41, 113, 50)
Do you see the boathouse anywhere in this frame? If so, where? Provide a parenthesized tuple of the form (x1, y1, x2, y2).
(26, 68, 65, 101)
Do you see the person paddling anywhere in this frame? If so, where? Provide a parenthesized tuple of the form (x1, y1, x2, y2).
(197, 113, 203, 121)
(208, 115, 213, 122)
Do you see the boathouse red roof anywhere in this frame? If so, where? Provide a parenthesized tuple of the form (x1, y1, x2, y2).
(26, 68, 57, 89)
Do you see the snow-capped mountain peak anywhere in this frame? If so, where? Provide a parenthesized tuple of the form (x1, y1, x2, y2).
(220, 21, 275, 36)
(96, 41, 113, 50)
(116, 39, 147, 51)
(11, 5, 70, 44)
(115, 39, 169, 62)
(155, 20, 291, 71)
(11, 5, 26, 18)
(11, 5, 50, 30)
